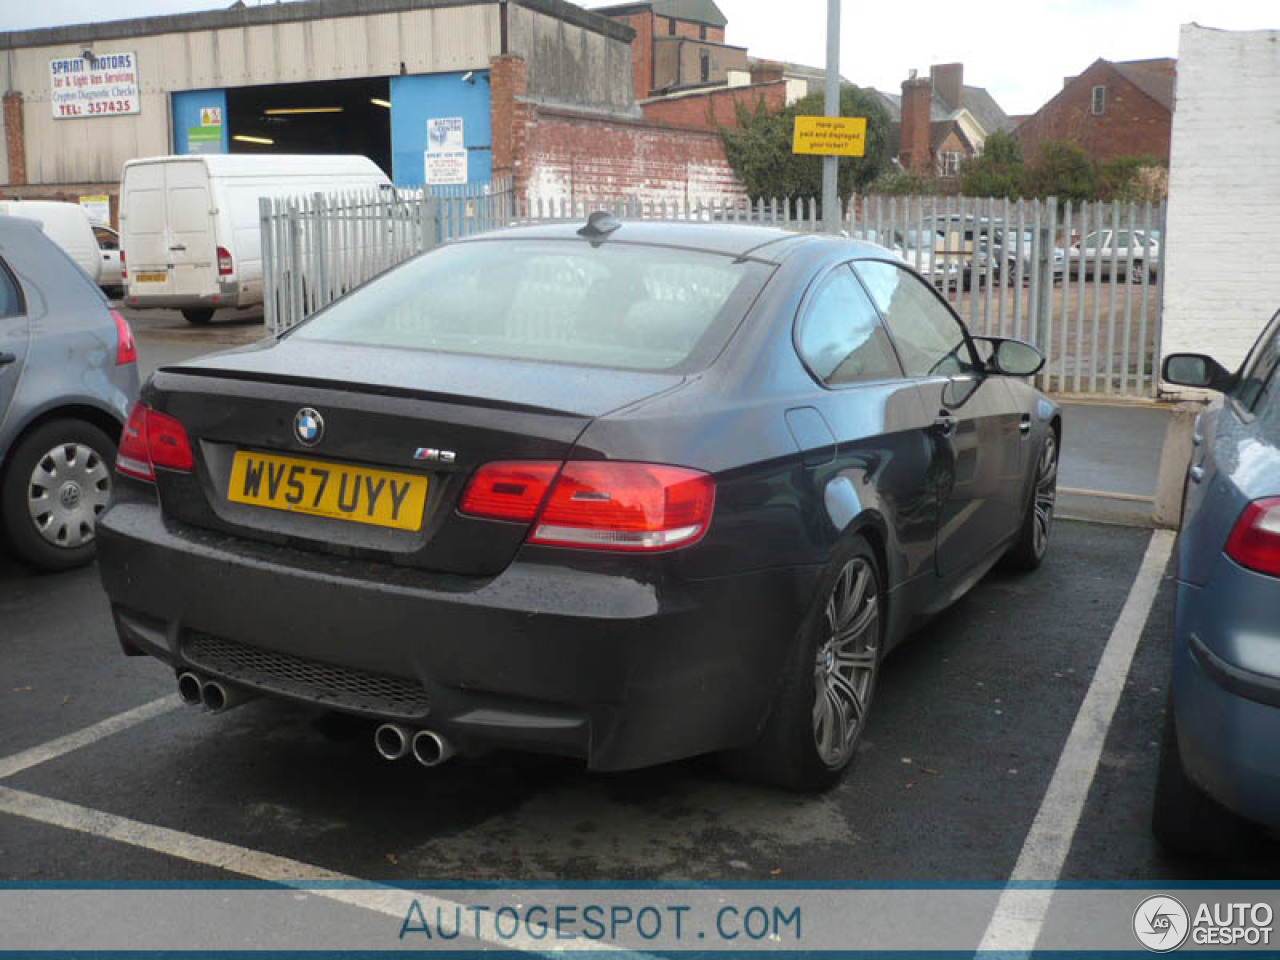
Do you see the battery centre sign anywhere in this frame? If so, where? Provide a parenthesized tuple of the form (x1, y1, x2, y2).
(50, 52, 140, 119)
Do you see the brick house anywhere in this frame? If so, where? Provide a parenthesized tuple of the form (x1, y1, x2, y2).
(1014, 58, 1175, 165)
(874, 64, 1012, 179)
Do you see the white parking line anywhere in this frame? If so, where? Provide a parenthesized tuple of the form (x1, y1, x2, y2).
(979, 528, 1176, 952)
(0, 695, 179, 781)
(0, 785, 624, 955)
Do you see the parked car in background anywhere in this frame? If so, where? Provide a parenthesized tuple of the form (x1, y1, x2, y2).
(1154, 309, 1280, 853)
(94, 225, 124, 298)
(120, 154, 390, 325)
(98, 216, 1060, 789)
(0, 217, 139, 571)
(0, 200, 104, 286)
(1071, 229, 1160, 282)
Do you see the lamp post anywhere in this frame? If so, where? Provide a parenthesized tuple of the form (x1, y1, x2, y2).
(822, 0, 841, 234)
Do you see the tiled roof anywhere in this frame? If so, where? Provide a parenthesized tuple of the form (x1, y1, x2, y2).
(1111, 59, 1175, 112)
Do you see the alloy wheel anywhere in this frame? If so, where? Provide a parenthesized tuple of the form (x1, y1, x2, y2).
(812, 556, 880, 768)
(1033, 434, 1059, 558)
(26, 442, 112, 549)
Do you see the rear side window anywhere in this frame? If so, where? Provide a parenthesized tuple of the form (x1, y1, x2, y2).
(854, 259, 975, 377)
(293, 239, 773, 373)
(1236, 312, 1280, 413)
(796, 265, 901, 385)
(0, 257, 23, 318)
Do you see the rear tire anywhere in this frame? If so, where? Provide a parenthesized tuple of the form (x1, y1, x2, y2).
(1004, 428, 1058, 572)
(182, 308, 214, 325)
(1152, 695, 1254, 857)
(721, 535, 884, 792)
(0, 419, 116, 572)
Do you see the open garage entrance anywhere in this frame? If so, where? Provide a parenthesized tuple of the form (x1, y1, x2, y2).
(225, 77, 392, 176)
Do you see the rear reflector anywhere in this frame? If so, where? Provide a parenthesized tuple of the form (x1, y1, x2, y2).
(112, 309, 136, 366)
(462, 460, 715, 552)
(459, 462, 558, 522)
(1225, 498, 1280, 578)
(217, 246, 233, 276)
(116, 403, 195, 482)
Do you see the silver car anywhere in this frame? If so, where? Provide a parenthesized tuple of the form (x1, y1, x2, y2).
(0, 217, 139, 570)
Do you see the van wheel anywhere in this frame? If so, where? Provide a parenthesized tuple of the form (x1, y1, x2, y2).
(0, 419, 116, 572)
(182, 308, 214, 325)
(721, 535, 883, 792)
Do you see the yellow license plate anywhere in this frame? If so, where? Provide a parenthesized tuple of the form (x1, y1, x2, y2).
(135, 271, 168, 283)
(227, 451, 428, 531)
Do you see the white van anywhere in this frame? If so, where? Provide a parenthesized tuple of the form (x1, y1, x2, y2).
(0, 200, 103, 285)
(120, 154, 389, 324)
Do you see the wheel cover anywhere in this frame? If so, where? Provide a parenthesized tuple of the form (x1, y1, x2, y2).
(812, 556, 880, 768)
(26, 442, 112, 549)
(1033, 434, 1059, 558)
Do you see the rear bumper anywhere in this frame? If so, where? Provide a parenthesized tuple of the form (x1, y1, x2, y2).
(124, 282, 243, 310)
(97, 501, 815, 771)
(1173, 570, 1280, 828)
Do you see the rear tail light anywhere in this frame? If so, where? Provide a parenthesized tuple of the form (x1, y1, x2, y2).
(217, 246, 233, 276)
(120, 248, 127, 281)
(116, 403, 195, 482)
(460, 460, 715, 552)
(112, 309, 136, 366)
(1225, 498, 1280, 578)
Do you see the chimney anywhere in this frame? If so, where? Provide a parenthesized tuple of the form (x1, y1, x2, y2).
(749, 60, 784, 85)
(930, 62, 963, 111)
(900, 74, 932, 176)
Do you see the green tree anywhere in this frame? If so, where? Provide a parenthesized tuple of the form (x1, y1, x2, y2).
(959, 129, 1024, 198)
(1024, 141, 1095, 204)
(720, 86, 891, 204)
(1095, 154, 1168, 203)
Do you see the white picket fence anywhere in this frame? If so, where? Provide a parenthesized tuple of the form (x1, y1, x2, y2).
(260, 182, 1166, 398)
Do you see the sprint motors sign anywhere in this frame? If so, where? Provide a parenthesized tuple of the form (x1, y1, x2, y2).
(49, 52, 140, 119)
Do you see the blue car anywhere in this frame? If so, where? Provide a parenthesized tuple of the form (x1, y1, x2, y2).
(1155, 310, 1280, 853)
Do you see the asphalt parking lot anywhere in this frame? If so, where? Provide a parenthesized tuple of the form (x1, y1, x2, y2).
(3, 312, 1278, 952)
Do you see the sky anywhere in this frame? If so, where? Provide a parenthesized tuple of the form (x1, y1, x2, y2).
(2, 0, 1277, 115)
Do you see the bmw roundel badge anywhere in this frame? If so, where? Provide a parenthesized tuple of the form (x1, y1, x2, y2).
(294, 408, 324, 446)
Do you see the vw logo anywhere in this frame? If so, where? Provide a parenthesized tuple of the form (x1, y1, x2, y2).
(294, 408, 324, 446)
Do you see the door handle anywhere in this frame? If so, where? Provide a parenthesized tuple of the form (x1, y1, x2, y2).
(1189, 464, 1205, 484)
(0, 352, 16, 367)
(1019, 414, 1032, 435)
(168, 243, 186, 251)
(933, 413, 957, 438)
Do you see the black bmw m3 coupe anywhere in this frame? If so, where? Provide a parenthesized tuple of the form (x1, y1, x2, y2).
(97, 216, 1060, 790)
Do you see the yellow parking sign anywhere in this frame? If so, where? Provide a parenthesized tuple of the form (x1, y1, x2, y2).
(793, 116, 866, 157)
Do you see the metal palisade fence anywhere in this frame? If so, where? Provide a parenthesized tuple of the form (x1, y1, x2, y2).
(261, 181, 1166, 398)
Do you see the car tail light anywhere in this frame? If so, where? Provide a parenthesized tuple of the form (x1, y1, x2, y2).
(112, 309, 136, 366)
(217, 246, 233, 276)
(120, 248, 127, 281)
(461, 461, 715, 551)
(459, 462, 558, 522)
(115, 403, 195, 482)
(1225, 498, 1280, 578)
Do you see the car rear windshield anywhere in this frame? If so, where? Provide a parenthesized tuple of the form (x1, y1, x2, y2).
(292, 238, 773, 372)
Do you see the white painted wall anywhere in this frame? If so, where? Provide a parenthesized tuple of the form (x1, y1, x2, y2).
(1162, 24, 1280, 382)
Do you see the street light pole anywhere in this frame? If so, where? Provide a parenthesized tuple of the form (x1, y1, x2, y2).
(822, 0, 841, 234)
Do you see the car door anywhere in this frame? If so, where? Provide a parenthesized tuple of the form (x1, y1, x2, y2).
(853, 258, 1025, 578)
(792, 263, 939, 580)
(0, 255, 30, 438)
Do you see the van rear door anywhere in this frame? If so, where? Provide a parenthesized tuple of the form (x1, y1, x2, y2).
(123, 161, 216, 299)
(165, 162, 217, 298)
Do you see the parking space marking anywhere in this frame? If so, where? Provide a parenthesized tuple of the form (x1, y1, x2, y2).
(0, 786, 626, 955)
(979, 528, 1176, 952)
(0, 695, 179, 781)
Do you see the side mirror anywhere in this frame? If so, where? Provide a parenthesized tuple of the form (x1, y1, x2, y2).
(1162, 353, 1235, 392)
(975, 336, 1045, 377)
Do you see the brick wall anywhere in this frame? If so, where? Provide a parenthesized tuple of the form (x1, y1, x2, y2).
(1162, 25, 1280, 376)
(640, 81, 786, 131)
(516, 103, 746, 208)
(1015, 61, 1172, 165)
(3, 93, 26, 186)
(613, 12, 654, 100)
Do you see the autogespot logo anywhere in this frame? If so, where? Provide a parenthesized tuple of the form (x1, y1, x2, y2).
(1134, 895, 1190, 952)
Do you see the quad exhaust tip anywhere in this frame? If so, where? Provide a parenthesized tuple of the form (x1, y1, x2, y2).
(374, 723, 411, 761)
(374, 725, 456, 766)
(177, 671, 203, 706)
(176, 672, 254, 713)
(411, 730, 455, 768)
